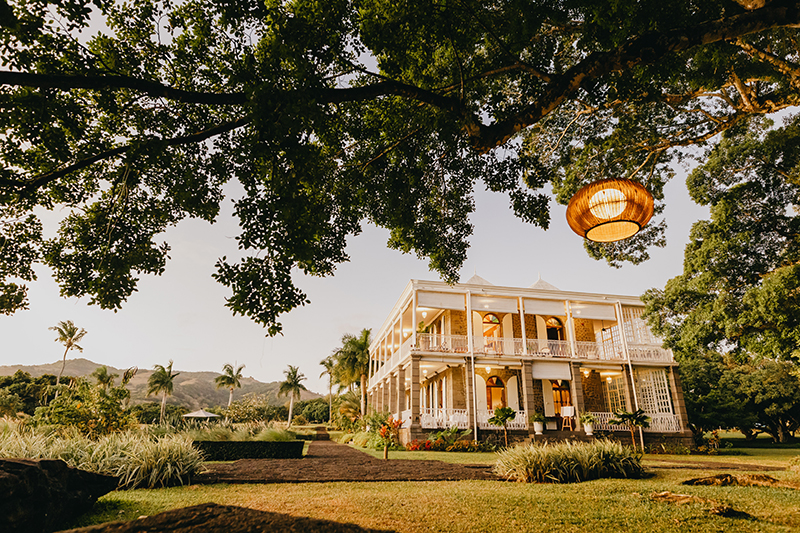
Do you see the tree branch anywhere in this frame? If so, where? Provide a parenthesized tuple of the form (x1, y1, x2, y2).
(469, 1, 800, 152)
(0, 71, 249, 105)
(3, 116, 252, 191)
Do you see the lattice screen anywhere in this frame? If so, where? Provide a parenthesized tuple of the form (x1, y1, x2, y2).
(621, 306, 660, 344)
(634, 368, 673, 414)
(604, 376, 627, 413)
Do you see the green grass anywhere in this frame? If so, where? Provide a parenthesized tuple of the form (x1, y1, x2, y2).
(352, 445, 498, 464)
(71, 466, 800, 532)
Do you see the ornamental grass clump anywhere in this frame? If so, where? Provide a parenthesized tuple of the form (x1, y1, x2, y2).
(0, 421, 203, 489)
(494, 440, 644, 483)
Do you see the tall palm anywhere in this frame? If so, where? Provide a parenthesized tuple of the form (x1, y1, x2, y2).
(278, 365, 307, 426)
(333, 328, 371, 418)
(49, 320, 88, 386)
(215, 362, 245, 409)
(319, 356, 336, 423)
(147, 360, 180, 424)
(91, 366, 118, 390)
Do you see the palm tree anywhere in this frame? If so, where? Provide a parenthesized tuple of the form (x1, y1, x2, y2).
(49, 320, 88, 387)
(215, 362, 246, 409)
(91, 366, 118, 390)
(333, 328, 371, 418)
(278, 365, 307, 426)
(610, 409, 651, 452)
(488, 407, 517, 448)
(319, 356, 336, 423)
(120, 366, 138, 408)
(147, 360, 180, 424)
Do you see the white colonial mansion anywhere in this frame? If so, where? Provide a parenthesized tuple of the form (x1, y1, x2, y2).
(366, 275, 692, 444)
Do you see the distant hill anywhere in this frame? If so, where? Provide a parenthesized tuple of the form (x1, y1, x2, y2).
(0, 359, 322, 411)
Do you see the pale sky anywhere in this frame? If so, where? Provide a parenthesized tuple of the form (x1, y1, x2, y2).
(0, 171, 707, 395)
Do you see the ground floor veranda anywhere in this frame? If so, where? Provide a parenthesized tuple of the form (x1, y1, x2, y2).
(367, 354, 692, 444)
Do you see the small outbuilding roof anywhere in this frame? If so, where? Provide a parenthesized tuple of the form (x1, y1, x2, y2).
(182, 409, 221, 418)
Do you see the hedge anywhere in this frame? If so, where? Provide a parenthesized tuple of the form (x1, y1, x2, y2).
(194, 440, 304, 460)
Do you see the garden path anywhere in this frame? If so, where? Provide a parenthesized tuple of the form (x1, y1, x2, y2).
(195, 429, 498, 484)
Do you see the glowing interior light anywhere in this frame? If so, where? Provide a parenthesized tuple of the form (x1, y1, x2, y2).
(589, 188, 626, 219)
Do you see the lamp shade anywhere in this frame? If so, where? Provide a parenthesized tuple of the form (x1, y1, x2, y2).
(566, 178, 654, 242)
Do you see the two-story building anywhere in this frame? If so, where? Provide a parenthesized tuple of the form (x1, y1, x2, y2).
(366, 275, 692, 445)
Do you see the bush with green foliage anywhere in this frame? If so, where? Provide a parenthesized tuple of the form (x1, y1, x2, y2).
(128, 402, 189, 425)
(404, 427, 496, 452)
(0, 371, 60, 415)
(32, 379, 135, 437)
(294, 398, 329, 423)
(0, 389, 22, 417)
(494, 440, 645, 483)
(222, 394, 288, 423)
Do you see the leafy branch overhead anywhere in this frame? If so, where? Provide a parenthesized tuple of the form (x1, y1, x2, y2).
(3, 0, 800, 332)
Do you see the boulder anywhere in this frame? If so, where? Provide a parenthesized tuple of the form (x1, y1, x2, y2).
(0, 458, 118, 533)
(60, 502, 395, 532)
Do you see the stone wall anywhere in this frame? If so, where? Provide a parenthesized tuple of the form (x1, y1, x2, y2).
(447, 366, 467, 410)
(532, 379, 545, 412)
(525, 314, 538, 339)
(449, 310, 468, 335)
(581, 370, 607, 411)
(573, 319, 596, 342)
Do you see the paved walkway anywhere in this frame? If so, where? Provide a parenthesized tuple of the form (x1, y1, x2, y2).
(195, 430, 498, 484)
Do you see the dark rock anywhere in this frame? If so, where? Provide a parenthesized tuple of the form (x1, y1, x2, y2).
(0, 458, 118, 533)
(60, 502, 396, 532)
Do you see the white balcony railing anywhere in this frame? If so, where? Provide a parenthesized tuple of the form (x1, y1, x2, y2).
(421, 408, 470, 429)
(415, 333, 470, 354)
(473, 336, 524, 356)
(627, 344, 674, 363)
(587, 411, 681, 433)
(525, 339, 571, 357)
(477, 409, 528, 430)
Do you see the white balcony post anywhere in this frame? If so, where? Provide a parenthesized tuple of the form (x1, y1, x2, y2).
(616, 300, 644, 450)
(518, 297, 528, 356)
(412, 289, 418, 351)
(566, 301, 577, 357)
(466, 290, 478, 441)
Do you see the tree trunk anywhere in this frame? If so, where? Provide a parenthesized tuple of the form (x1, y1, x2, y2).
(160, 392, 167, 424)
(360, 373, 367, 418)
(503, 425, 509, 448)
(288, 395, 294, 426)
(56, 346, 70, 386)
(328, 382, 332, 423)
(227, 388, 234, 409)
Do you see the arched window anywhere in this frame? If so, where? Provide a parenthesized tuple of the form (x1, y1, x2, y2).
(546, 317, 564, 341)
(483, 313, 501, 338)
(486, 376, 506, 410)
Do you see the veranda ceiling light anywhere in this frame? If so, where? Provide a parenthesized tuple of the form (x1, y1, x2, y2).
(566, 178, 654, 242)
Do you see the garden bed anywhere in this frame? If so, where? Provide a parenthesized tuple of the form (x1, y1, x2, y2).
(193, 440, 304, 461)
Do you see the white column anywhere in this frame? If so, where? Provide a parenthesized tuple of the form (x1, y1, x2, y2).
(412, 289, 418, 350)
(466, 291, 478, 440)
(519, 297, 528, 355)
(566, 300, 577, 357)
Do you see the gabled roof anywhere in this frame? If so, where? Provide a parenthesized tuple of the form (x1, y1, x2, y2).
(529, 275, 559, 291)
(465, 273, 494, 286)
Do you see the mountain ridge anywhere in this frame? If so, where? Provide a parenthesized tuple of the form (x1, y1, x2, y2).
(0, 358, 322, 411)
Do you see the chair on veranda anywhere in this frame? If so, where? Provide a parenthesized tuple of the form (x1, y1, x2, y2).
(560, 405, 575, 431)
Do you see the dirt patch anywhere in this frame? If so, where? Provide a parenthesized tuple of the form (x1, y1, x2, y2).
(60, 502, 395, 532)
(195, 439, 498, 484)
(683, 473, 800, 489)
(650, 491, 751, 519)
(647, 459, 784, 471)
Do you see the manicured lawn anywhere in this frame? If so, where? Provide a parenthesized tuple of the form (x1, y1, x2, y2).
(73, 468, 800, 532)
(69, 446, 800, 532)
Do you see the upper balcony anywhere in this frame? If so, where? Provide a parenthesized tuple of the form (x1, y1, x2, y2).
(412, 333, 673, 363)
(368, 332, 672, 388)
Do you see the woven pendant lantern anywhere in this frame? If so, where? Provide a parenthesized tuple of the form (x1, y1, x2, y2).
(566, 178, 654, 242)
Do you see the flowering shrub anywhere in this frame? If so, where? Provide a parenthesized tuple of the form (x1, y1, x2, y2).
(378, 416, 403, 448)
(405, 437, 496, 452)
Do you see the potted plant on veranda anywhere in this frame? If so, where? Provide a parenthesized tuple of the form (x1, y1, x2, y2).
(530, 412, 546, 435)
(579, 412, 597, 436)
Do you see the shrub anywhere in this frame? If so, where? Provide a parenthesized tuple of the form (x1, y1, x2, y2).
(254, 428, 296, 441)
(493, 440, 645, 483)
(0, 424, 203, 489)
(32, 379, 136, 437)
(352, 431, 371, 447)
(335, 432, 355, 444)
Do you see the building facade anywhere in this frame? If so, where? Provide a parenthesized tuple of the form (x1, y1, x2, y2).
(366, 275, 692, 445)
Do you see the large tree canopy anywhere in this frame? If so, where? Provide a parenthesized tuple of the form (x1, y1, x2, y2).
(3, 0, 800, 333)
(643, 115, 800, 362)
